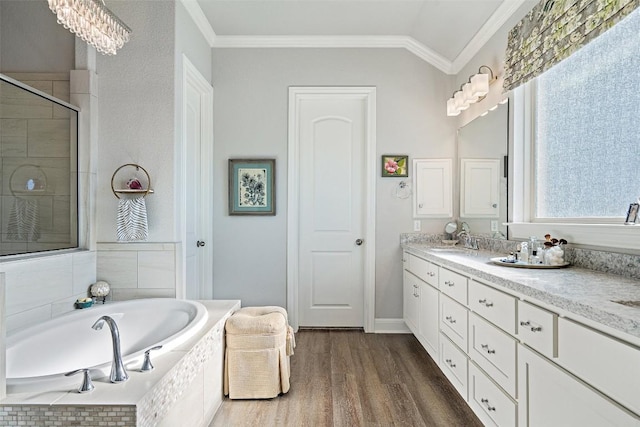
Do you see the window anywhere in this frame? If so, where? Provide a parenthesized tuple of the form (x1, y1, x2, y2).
(0, 75, 79, 256)
(533, 8, 640, 221)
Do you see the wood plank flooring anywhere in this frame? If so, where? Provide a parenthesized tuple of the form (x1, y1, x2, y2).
(210, 330, 483, 427)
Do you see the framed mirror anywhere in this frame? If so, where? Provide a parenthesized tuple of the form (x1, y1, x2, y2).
(457, 101, 509, 237)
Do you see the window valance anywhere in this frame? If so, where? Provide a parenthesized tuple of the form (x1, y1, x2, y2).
(503, 0, 639, 91)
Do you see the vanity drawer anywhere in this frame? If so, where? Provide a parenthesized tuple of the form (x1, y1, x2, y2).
(469, 281, 516, 334)
(408, 254, 438, 286)
(440, 333, 468, 400)
(518, 300, 557, 359)
(469, 313, 517, 398)
(439, 268, 468, 305)
(440, 294, 468, 352)
(469, 363, 517, 427)
(557, 318, 640, 415)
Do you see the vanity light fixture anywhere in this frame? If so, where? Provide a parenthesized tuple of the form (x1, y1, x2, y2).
(47, 0, 131, 55)
(447, 65, 497, 117)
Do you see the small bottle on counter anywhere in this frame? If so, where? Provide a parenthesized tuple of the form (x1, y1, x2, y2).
(520, 242, 529, 264)
(530, 249, 540, 264)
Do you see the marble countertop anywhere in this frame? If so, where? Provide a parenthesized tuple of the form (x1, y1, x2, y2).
(402, 243, 640, 342)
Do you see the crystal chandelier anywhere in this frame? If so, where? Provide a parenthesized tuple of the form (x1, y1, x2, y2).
(47, 0, 131, 56)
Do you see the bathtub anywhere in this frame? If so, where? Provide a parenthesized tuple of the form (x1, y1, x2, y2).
(6, 298, 208, 394)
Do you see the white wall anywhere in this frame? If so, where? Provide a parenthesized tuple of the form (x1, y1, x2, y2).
(0, 0, 74, 73)
(95, 0, 176, 243)
(211, 48, 456, 318)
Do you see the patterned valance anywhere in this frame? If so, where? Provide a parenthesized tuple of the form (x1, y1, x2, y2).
(503, 0, 639, 91)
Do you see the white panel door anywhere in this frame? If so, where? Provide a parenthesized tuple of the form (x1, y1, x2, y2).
(298, 95, 366, 327)
(183, 58, 213, 300)
(460, 158, 500, 218)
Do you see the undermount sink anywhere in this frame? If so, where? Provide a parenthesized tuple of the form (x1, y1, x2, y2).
(428, 247, 466, 253)
(611, 300, 640, 308)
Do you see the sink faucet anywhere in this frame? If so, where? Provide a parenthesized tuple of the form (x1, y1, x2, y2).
(92, 316, 129, 383)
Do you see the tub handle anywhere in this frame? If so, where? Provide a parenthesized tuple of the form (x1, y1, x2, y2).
(141, 345, 163, 372)
(65, 368, 95, 393)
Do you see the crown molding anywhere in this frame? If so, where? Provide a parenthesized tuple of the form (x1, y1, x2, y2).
(213, 35, 455, 74)
(179, 0, 216, 46)
(450, 0, 529, 74)
(182, 0, 527, 77)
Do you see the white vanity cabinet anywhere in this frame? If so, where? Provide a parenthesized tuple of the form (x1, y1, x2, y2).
(402, 248, 640, 427)
(403, 270, 420, 334)
(518, 345, 640, 427)
(403, 252, 439, 360)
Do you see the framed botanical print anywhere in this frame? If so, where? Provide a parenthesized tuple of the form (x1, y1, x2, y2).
(228, 159, 276, 215)
(381, 155, 408, 177)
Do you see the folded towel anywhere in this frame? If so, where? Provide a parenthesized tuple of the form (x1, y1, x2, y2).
(6, 198, 40, 241)
(116, 197, 148, 242)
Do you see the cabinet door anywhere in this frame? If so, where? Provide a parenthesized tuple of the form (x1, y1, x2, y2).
(413, 158, 452, 218)
(418, 281, 439, 360)
(460, 158, 500, 218)
(403, 271, 419, 334)
(518, 345, 640, 427)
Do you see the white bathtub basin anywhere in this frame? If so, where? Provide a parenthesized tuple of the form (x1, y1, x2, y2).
(6, 298, 208, 393)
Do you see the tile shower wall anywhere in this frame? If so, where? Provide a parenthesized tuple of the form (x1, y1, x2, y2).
(0, 73, 76, 255)
(96, 243, 177, 301)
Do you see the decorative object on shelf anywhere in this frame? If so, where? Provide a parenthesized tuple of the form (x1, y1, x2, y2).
(47, 0, 131, 55)
(111, 163, 151, 241)
(111, 163, 153, 198)
(228, 159, 276, 216)
(90, 280, 110, 304)
(381, 155, 408, 177)
(447, 65, 497, 116)
(624, 202, 639, 224)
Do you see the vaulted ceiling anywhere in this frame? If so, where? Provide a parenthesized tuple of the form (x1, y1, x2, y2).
(187, 0, 531, 74)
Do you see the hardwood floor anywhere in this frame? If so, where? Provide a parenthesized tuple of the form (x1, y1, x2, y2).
(211, 330, 483, 427)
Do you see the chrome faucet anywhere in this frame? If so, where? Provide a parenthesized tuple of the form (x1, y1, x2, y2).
(91, 316, 129, 383)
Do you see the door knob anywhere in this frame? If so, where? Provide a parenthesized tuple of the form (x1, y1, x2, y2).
(355, 239, 364, 246)
(197, 240, 206, 247)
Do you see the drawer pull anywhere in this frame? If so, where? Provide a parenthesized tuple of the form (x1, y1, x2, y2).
(520, 320, 530, 326)
(530, 325, 542, 332)
(445, 316, 457, 324)
(481, 398, 496, 412)
(444, 280, 455, 287)
(480, 344, 496, 354)
(478, 298, 487, 304)
(444, 358, 457, 368)
(484, 301, 494, 307)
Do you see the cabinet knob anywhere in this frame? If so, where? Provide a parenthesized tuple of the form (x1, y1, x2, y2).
(355, 238, 364, 246)
(197, 240, 206, 247)
(419, 203, 424, 208)
(492, 203, 498, 208)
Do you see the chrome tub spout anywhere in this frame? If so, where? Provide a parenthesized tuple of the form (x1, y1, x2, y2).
(91, 316, 129, 383)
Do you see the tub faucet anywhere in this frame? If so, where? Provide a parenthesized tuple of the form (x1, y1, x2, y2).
(91, 316, 129, 383)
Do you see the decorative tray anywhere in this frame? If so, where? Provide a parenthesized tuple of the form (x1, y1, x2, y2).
(490, 257, 570, 269)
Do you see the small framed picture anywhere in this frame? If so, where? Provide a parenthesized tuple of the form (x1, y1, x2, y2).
(381, 155, 408, 177)
(625, 203, 639, 224)
(228, 159, 275, 216)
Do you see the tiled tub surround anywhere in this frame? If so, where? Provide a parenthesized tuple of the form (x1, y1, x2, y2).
(0, 300, 240, 427)
(401, 241, 640, 343)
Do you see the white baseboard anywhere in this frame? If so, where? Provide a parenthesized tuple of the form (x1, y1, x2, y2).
(374, 318, 411, 334)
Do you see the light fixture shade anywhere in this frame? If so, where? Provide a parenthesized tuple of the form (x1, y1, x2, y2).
(48, 0, 131, 55)
(470, 72, 490, 98)
(462, 82, 479, 103)
(454, 91, 469, 111)
(447, 98, 460, 116)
